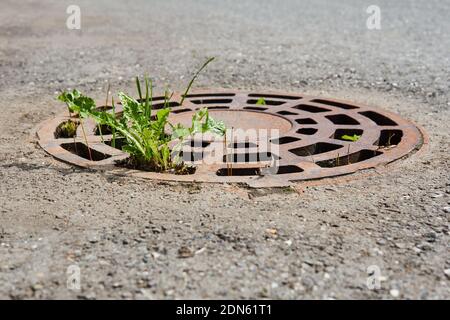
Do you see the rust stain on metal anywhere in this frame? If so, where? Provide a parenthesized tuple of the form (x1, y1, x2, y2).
(36, 89, 425, 187)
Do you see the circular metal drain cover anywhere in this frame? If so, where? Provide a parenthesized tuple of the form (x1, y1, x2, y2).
(37, 90, 424, 187)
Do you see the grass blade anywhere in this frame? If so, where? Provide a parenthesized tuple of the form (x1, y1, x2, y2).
(180, 57, 215, 105)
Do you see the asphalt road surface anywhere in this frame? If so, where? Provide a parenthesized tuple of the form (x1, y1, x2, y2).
(0, 0, 449, 299)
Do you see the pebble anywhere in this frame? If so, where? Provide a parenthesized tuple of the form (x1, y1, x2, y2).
(88, 236, 98, 243)
(417, 242, 433, 251)
(424, 232, 437, 243)
(442, 207, 450, 213)
(395, 242, 407, 249)
(178, 246, 194, 258)
(390, 289, 400, 298)
(31, 284, 43, 291)
(85, 292, 96, 300)
(444, 269, 450, 279)
(301, 276, 315, 291)
(151, 251, 161, 259)
(430, 192, 443, 198)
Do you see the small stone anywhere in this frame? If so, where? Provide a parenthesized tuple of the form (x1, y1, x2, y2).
(195, 247, 206, 255)
(151, 251, 161, 259)
(442, 207, 450, 213)
(395, 242, 407, 249)
(258, 287, 269, 298)
(88, 236, 98, 243)
(424, 232, 437, 243)
(165, 289, 175, 296)
(390, 289, 400, 298)
(301, 276, 315, 291)
(430, 192, 443, 198)
(178, 246, 194, 258)
(417, 242, 432, 251)
(444, 269, 450, 279)
(31, 284, 43, 291)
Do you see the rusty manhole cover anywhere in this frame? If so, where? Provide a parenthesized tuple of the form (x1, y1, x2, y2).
(37, 90, 424, 187)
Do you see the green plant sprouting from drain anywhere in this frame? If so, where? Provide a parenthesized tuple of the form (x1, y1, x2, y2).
(339, 134, 361, 165)
(341, 134, 361, 142)
(58, 57, 226, 173)
(255, 97, 266, 106)
(56, 120, 78, 138)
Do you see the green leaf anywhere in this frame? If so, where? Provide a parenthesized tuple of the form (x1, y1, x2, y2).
(341, 134, 361, 142)
(171, 123, 190, 140)
(180, 57, 215, 105)
(255, 97, 266, 106)
(206, 116, 226, 136)
(152, 108, 170, 136)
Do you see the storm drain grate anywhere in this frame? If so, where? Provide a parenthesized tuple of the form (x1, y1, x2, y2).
(37, 90, 424, 187)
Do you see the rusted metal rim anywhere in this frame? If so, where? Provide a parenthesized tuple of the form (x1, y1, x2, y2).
(36, 89, 425, 187)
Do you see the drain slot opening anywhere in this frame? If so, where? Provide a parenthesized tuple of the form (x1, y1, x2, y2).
(326, 114, 360, 125)
(271, 136, 301, 145)
(297, 128, 318, 135)
(223, 152, 279, 163)
(289, 142, 342, 156)
(187, 140, 211, 148)
(296, 118, 317, 124)
(311, 99, 359, 110)
(316, 150, 382, 167)
(105, 138, 126, 150)
(61, 142, 111, 161)
(54, 120, 79, 138)
(248, 93, 300, 100)
(360, 111, 397, 126)
(293, 104, 330, 113)
(184, 93, 235, 98)
(277, 110, 298, 115)
(376, 129, 403, 147)
(191, 99, 232, 105)
(231, 142, 258, 148)
(152, 101, 180, 110)
(216, 167, 260, 176)
(247, 99, 285, 106)
(244, 106, 268, 111)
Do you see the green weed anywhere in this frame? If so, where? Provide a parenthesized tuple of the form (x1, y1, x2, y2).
(255, 98, 266, 106)
(55, 119, 78, 138)
(341, 134, 361, 142)
(58, 58, 225, 173)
